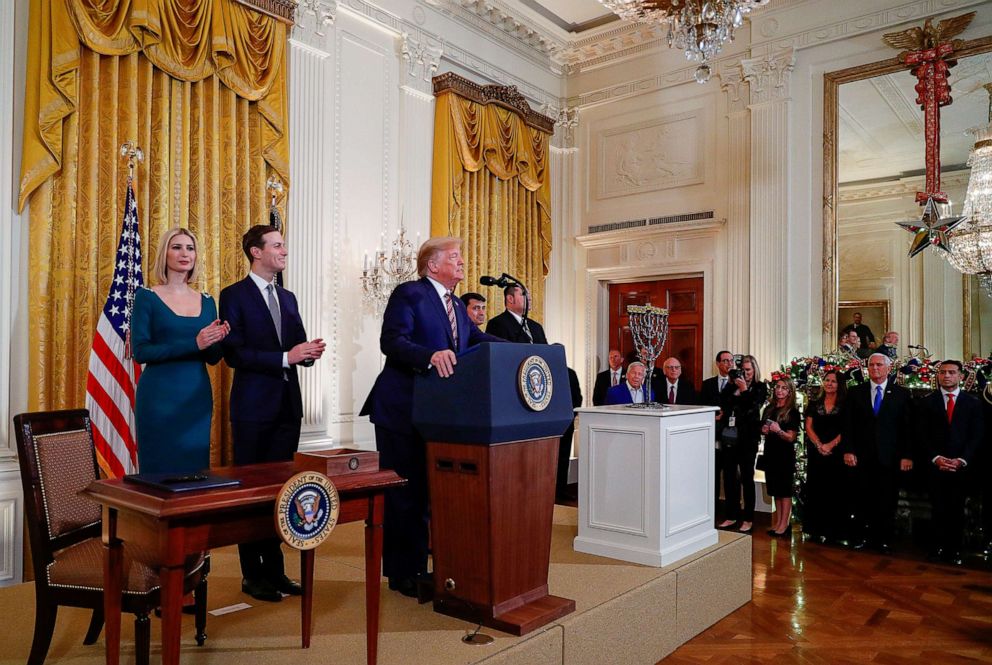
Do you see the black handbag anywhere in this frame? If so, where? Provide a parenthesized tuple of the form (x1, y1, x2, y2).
(720, 425, 739, 448)
(755, 453, 768, 471)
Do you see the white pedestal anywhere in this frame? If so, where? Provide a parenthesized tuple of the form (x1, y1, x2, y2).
(573, 404, 719, 567)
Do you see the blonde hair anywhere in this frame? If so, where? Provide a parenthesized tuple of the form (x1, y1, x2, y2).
(152, 227, 202, 285)
(417, 236, 462, 277)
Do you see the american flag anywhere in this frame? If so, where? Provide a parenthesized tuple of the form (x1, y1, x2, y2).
(85, 179, 143, 478)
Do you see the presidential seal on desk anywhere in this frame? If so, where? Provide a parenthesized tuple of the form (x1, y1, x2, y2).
(275, 471, 340, 550)
(518, 355, 553, 411)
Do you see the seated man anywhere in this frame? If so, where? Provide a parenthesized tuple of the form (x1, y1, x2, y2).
(876, 331, 899, 359)
(605, 362, 650, 405)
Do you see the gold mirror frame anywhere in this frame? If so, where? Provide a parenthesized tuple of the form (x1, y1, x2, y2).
(821, 34, 992, 353)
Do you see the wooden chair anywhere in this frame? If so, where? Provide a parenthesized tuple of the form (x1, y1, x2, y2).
(13, 409, 209, 665)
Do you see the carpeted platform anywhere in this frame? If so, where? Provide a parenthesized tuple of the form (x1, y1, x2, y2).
(0, 506, 751, 665)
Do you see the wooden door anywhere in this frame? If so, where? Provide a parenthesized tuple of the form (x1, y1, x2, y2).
(608, 277, 704, 390)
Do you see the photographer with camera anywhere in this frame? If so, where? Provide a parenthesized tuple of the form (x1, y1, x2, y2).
(716, 354, 767, 534)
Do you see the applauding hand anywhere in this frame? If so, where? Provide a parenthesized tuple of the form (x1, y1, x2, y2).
(196, 319, 230, 350)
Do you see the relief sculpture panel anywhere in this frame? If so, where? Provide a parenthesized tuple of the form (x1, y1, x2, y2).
(597, 111, 703, 199)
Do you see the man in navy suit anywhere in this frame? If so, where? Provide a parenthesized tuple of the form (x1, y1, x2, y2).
(843, 353, 914, 553)
(919, 360, 984, 564)
(605, 362, 652, 405)
(220, 224, 326, 602)
(361, 236, 502, 597)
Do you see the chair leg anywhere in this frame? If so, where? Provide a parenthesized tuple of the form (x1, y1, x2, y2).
(194, 574, 208, 646)
(134, 612, 151, 665)
(83, 606, 104, 645)
(27, 599, 57, 665)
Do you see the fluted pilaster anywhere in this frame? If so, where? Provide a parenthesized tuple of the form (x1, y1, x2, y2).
(399, 34, 441, 235)
(719, 66, 750, 354)
(743, 48, 795, 370)
(289, 1, 336, 437)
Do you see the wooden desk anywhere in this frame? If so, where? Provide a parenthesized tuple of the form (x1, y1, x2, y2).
(82, 462, 405, 665)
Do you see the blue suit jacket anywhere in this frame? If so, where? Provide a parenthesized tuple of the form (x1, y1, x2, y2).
(361, 277, 502, 435)
(605, 382, 652, 405)
(219, 276, 309, 422)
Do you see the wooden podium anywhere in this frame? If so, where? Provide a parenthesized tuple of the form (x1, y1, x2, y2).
(413, 343, 576, 635)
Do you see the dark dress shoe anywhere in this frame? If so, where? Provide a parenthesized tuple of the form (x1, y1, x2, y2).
(948, 551, 964, 566)
(388, 577, 419, 598)
(271, 575, 303, 596)
(877, 543, 892, 555)
(850, 539, 868, 550)
(241, 578, 282, 603)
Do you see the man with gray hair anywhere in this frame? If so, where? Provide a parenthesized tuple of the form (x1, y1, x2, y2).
(842, 352, 914, 553)
(361, 236, 502, 597)
(605, 361, 651, 405)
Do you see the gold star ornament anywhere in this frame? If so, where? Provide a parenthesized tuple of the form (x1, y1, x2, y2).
(896, 197, 965, 258)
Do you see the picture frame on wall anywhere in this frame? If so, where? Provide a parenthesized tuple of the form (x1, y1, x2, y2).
(838, 300, 889, 348)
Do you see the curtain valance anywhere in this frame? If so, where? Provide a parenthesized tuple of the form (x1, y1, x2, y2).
(19, 0, 289, 211)
(431, 77, 553, 276)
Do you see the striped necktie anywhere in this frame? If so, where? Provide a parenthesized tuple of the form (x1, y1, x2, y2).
(444, 292, 458, 348)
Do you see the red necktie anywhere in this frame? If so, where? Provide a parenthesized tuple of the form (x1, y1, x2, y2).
(946, 393, 955, 424)
(668, 386, 675, 404)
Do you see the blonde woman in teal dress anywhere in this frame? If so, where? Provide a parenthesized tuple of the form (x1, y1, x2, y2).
(132, 227, 230, 474)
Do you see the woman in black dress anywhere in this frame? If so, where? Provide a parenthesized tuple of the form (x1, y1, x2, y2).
(761, 376, 801, 537)
(803, 368, 847, 543)
(717, 355, 767, 534)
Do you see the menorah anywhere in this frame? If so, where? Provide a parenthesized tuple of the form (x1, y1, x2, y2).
(627, 304, 670, 408)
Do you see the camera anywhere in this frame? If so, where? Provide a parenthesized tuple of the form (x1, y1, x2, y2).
(727, 354, 746, 381)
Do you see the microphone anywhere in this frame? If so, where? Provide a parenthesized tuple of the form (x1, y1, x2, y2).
(907, 344, 926, 349)
(480, 274, 512, 288)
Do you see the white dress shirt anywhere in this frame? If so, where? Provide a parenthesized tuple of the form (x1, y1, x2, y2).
(248, 271, 289, 368)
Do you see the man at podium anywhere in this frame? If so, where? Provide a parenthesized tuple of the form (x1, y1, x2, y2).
(360, 236, 502, 597)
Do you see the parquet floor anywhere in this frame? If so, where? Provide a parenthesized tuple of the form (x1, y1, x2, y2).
(661, 515, 992, 664)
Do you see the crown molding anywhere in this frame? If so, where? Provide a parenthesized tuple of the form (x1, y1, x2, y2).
(567, 0, 990, 108)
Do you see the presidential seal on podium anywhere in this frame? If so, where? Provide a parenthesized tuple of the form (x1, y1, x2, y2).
(275, 471, 340, 550)
(518, 355, 553, 411)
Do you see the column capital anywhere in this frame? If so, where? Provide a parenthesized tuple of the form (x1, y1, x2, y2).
(401, 33, 444, 95)
(292, 0, 336, 52)
(718, 64, 748, 115)
(541, 102, 579, 150)
(741, 47, 795, 106)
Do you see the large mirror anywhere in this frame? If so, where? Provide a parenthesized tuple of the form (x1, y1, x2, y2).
(823, 34, 992, 357)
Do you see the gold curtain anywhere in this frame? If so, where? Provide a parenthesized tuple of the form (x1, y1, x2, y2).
(20, 0, 289, 468)
(431, 89, 552, 323)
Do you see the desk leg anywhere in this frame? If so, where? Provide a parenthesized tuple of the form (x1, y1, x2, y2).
(103, 508, 122, 665)
(301, 549, 314, 648)
(365, 494, 384, 665)
(159, 565, 185, 665)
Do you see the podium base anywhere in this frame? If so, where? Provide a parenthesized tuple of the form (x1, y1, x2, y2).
(433, 593, 576, 636)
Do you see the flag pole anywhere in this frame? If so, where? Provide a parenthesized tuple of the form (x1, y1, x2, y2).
(119, 141, 143, 359)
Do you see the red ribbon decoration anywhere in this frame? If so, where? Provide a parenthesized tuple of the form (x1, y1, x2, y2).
(903, 43, 958, 205)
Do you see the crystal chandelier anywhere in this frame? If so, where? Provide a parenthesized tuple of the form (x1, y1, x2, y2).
(598, 0, 770, 83)
(947, 84, 992, 296)
(361, 227, 419, 313)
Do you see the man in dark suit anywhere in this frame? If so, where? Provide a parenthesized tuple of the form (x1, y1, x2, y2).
(605, 362, 651, 405)
(459, 291, 487, 327)
(657, 357, 697, 405)
(700, 350, 734, 501)
(919, 360, 984, 564)
(485, 284, 547, 344)
(220, 224, 326, 602)
(592, 349, 625, 406)
(361, 237, 502, 597)
(842, 353, 914, 553)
